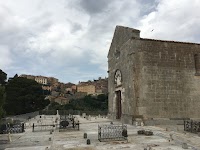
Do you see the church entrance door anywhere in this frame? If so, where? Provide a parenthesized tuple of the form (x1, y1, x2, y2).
(116, 90, 122, 119)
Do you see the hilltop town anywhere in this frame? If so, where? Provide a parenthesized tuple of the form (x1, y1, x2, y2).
(19, 74, 108, 105)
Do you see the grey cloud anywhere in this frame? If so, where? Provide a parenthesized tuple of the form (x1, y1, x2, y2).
(75, 0, 142, 72)
(28, 12, 53, 31)
(0, 0, 149, 82)
(138, 0, 200, 43)
(2, 0, 200, 83)
(0, 6, 28, 50)
(71, 23, 82, 33)
(138, 0, 158, 16)
(66, 19, 83, 34)
(79, 0, 111, 14)
(83, 0, 141, 40)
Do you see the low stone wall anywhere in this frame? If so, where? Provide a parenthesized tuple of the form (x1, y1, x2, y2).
(108, 112, 193, 126)
(6, 111, 39, 122)
(40, 110, 108, 116)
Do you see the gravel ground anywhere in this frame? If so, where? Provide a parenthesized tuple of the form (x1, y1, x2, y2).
(0, 115, 200, 150)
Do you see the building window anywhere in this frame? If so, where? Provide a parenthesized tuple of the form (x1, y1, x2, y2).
(194, 54, 200, 75)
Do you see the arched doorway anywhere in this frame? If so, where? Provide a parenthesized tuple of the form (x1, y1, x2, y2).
(116, 90, 122, 119)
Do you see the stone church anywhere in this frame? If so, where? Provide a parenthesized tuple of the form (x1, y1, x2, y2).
(108, 26, 200, 124)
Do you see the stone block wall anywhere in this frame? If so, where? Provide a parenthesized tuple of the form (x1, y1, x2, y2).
(108, 27, 140, 120)
(108, 26, 200, 124)
(137, 39, 200, 118)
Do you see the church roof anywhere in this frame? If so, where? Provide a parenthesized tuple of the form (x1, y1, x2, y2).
(140, 38, 200, 45)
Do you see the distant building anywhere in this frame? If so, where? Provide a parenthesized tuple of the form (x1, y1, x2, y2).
(19, 74, 60, 93)
(35, 76, 48, 85)
(20, 74, 35, 80)
(71, 85, 77, 91)
(48, 77, 58, 84)
(66, 87, 72, 92)
(20, 74, 58, 85)
(78, 77, 108, 95)
(65, 83, 77, 94)
(77, 84, 95, 95)
(93, 77, 108, 94)
(65, 87, 75, 94)
(42, 85, 52, 91)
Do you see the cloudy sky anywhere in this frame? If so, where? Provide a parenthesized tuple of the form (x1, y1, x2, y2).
(1, 0, 200, 83)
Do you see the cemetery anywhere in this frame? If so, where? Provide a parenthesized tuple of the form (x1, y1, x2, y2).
(0, 112, 200, 150)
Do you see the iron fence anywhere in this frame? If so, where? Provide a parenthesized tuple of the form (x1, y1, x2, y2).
(98, 124, 128, 142)
(32, 123, 56, 132)
(59, 115, 79, 131)
(0, 123, 25, 134)
(184, 120, 200, 133)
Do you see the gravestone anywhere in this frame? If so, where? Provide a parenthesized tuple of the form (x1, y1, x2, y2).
(169, 133, 173, 140)
(85, 115, 89, 120)
(32, 123, 34, 132)
(88, 115, 90, 120)
(182, 143, 188, 149)
(82, 113, 86, 118)
(84, 133, 87, 139)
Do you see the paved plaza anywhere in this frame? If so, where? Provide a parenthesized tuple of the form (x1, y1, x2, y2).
(0, 115, 200, 150)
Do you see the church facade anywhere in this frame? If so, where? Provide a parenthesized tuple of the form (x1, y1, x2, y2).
(108, 26, 200, 124)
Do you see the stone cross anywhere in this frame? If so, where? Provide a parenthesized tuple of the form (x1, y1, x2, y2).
(8, 132, 12, 142)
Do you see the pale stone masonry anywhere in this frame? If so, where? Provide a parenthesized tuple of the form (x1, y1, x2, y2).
(35, 76, 48, 85)
(20, 74, 58, 85)
(108, 25, 200, 124)
(20, 74, 59, 92)
(77, 78, 108, 95)
(77, 84, 96, 95)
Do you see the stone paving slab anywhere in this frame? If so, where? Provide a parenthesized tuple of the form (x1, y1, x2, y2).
(0, 115, 200, 150)
(5, 146, 50, 150)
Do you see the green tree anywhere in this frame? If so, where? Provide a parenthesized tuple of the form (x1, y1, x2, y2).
(0, 69, 7, 119)
(0, 69, 7, 85)
(48, 94, 108, 112)
(0, 86, 6, 118)
(13, 74, 18, 78)
(4, 77, 49, 115)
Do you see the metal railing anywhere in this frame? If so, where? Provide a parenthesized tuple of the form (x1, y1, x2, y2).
(98, 124, 128, 142)
(0, 123, 25, 134)
(184, 120, 200, 133)
(59, 115, 79, 131)
(32, 123, 56, 132)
